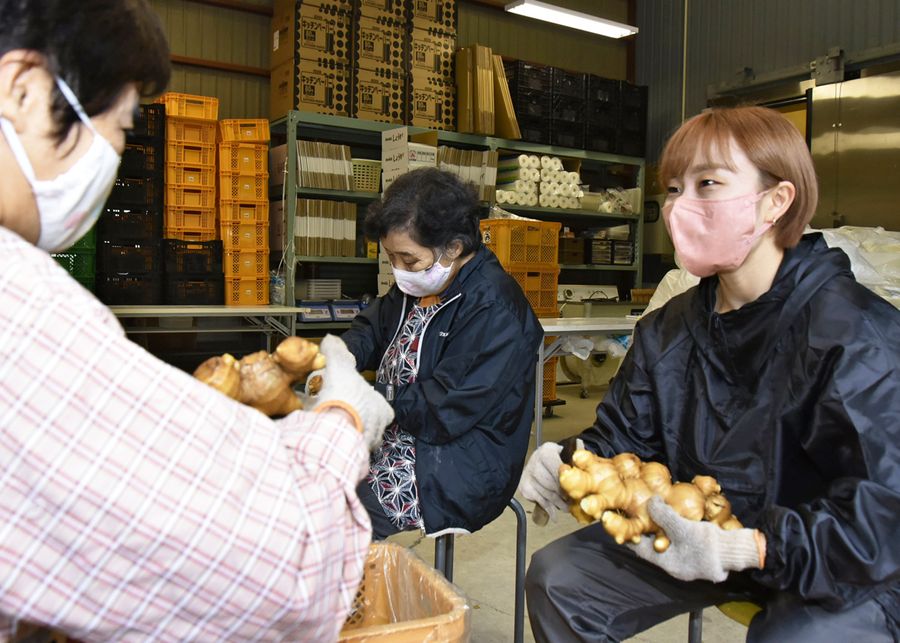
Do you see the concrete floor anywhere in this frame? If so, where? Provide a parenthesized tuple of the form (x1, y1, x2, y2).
(385, 366, 747, 642)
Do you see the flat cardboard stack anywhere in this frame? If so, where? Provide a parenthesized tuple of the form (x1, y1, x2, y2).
(455, 44, 518, 137)
(294, 199, 357, 257)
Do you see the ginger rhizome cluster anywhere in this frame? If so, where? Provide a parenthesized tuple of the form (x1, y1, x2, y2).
(193, 337, 325, 417)
(559, 450, 742, 551)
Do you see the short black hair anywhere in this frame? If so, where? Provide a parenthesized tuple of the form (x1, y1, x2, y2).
(365, 168, 482, 256)
(0, 0, 170, 141)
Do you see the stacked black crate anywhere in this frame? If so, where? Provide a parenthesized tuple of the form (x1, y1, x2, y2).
(585, 75, 620, 153)
(503, 60, 552, 145)
(550, 68, 587, 149)
(96, 104, 165, 305)
(617, 81, 648, 157)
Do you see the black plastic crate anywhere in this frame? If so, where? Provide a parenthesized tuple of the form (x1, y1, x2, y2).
(587, 100, 618, 128)
(552, 67, 586, 100)
(97, 207, 162, 243)
(620, 106, 647, 132)
(512, 88, 553, 120)
(585, 127, 617, 153)
(163, 239, 223, 275)
(617, 134, 646, 158)
(107, 176, 164, 208)
(120, 140, 164, 177)
(98, 240, 161, 274)
(128, 103, 165, 141)
(587, 75, 621, 107)
(620, 81, 648, 111)
(551, 95, 586, 123)
(517, 115, 551, 145)
(504, 60, 553, 94)
(164, 275, 224, 305)
(550, 121, 585, 149)
(96, 273, 163, 305)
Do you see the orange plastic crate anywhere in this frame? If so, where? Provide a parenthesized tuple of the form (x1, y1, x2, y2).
(165, 206, 215, 230)
(218, 119, 271, 143)
(220, 221, 269, 249)
(224, 249, 268, 277)
(218, 143, 268, 175)
(225, 277, 269, 306)
(507, 264, 560, 311)
(543, 356, 558, 402)
(156, 92, 219, 120)
(166, 117, 217, 145)
(480, 219, 561, 268)
(166, 185, 216, 208)
(164, 226, 217, 242)
(167, 142, 215, 166)
(165, 163, 215, 188)
(218, 171, 269, 201)
(219, 200, 269, 224)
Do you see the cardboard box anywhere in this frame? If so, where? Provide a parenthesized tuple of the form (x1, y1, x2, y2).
(269, 144, 288, 187)
(270, 199, 287, 251)
(355, 68, 406, 124)
(408, 27, 455, 78)
(270, 0, 355, 69)
(408, 70, 455, 130)
(270, 58, 352, 121)
(377, 273, 396, 297)
(356, 14, 406, 71)
(358, 0, 408, 24)
(381, 127, 438, 191)
(410, 0, 457, 34)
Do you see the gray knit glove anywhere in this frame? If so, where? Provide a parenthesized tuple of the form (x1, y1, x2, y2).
(629, 496, 763, 583)
(517, 439, 584, 524)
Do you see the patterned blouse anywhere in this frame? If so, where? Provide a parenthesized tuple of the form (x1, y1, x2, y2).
(366, 299, 448, 531)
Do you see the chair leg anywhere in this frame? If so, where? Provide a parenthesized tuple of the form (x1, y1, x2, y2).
(508, 497, 527, 643)
(433, 534, 455, 583)
(688, 609, 703, 643)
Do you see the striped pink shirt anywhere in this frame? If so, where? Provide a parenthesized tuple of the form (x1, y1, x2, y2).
(0, 228, 372, 641)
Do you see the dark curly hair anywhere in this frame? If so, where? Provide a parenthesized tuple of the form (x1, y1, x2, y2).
(364, 168, 482, 256)
(0, 0, 170, 142)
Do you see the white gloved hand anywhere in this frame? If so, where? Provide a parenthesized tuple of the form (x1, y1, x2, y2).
(517, 439, 584, 524)
(312, 335, 393, 451)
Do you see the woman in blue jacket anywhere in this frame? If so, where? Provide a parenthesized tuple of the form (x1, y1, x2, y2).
(342, 168, 544, 538)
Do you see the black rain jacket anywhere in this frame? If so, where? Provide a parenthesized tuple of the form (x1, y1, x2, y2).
(579, 233, 900, 626)
(343, 247, 544, 535)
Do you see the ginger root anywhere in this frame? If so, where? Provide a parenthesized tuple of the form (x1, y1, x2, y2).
(559, 450, 743, 551)
(193, 336, 325, 417)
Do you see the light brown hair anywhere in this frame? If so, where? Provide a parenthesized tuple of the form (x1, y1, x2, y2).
(659, 106, 818, 248)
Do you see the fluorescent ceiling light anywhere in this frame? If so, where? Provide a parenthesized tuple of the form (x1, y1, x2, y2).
(505, 0, 638, 39)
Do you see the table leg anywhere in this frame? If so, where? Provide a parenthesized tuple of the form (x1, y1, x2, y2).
(534, 342, 544, 446)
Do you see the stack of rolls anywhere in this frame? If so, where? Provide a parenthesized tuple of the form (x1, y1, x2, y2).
(538, 155, 583, 209)
(496, 154, 540, 206)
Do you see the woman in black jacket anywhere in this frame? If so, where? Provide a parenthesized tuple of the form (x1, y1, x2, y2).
(342, 168, 544, 538)
(519, 106, 899, 641)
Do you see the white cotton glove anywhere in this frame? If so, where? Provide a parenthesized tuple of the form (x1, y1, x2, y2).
(311, 335, 393, 451)
(629, 496, 764, 583)
(517, 439, 584, 524)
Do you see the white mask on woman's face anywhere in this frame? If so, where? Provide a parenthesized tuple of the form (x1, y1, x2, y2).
(391, 251, 455, 297)
(0, 77, 121, 252)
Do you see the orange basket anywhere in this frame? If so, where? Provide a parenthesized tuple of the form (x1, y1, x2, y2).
(219, 200, 269, 224)
(163, 226, 217, 242)
(507, 264, 560, 311)
(220, 221, 269, 250)
(166, 185, 216, 208)
(543, 355, 558, 402)
(218, 119, 271, 143)
(155, 92, 219, 120)
(165, 206, 215, 230)
(224, 249, 269, 277)
(167, 142, 216, 166)
(218, 143, 268, 175)
(225, 277, 269, 306)
(218, 171, 269, 201)
(165, 163, 215, 188)
(166, 117, 217, 145)
(480, 219, 561, 268)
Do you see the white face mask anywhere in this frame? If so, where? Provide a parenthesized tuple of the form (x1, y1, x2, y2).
(0, 77, 121, 252)
(391, 251, 455, 297)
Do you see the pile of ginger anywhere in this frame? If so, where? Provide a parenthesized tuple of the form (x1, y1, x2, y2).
(193, 336, 325, 417)
(560, 450, 742, 552)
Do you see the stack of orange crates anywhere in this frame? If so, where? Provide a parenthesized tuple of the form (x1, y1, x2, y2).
(217, 119, 271, 306)
(157, 92, 219, 241)
(479, 218, 561, 402)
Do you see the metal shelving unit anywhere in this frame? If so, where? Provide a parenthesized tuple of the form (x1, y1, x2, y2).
(269, 110, 647, 320)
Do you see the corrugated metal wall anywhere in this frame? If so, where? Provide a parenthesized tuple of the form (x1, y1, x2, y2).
(637, 0, 900, 164)
(149, 0, 272, 119)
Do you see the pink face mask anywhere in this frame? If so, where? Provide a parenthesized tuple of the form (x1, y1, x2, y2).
(662, 190, 773, 277)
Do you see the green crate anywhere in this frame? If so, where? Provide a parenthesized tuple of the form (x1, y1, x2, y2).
(68, 227, 97, 251)
(52, 248, 96, 279)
